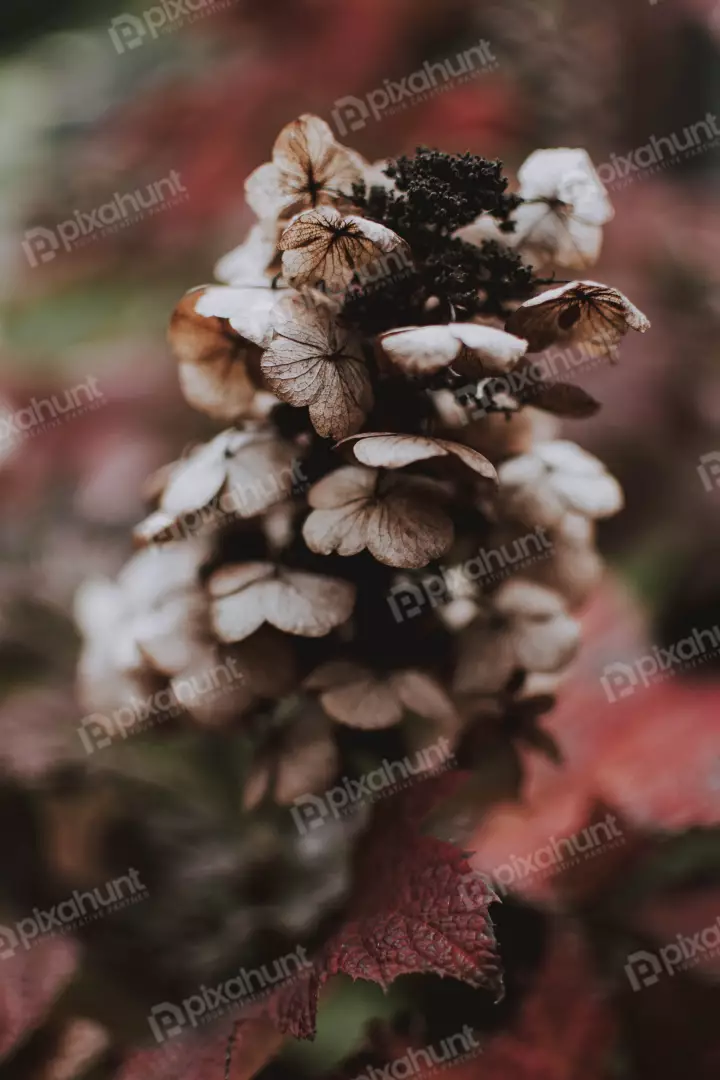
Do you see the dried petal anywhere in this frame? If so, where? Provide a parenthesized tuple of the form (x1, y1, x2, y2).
(262, 294, 372, 439)
(506, 281, 650, 355)
(245, 114, 366, 221)
(378, 324, 527, 376)
(339, 433, 497, 482)
(454, 580, 580, 695)
(209, 562, 356, 641)
(303, 466, 453, 569)
(279, 207, 407, 291)
(168, 289, 263, 422)
(497, 440, 623, 528)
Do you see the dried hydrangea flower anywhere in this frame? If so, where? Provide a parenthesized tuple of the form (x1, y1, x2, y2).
(245, 113, 367, 222)
(75, 544, 210, 718)
(459, 148, 613, 271)
(496, 440, 624, 529)
(168, 288, 267, 423)
(278, 206, 407, 290)
(209, 561, 356, 642)
(306, 661, 460, 732)
(511, 148, 614, 270)
(244, 707, 338, 809)
(67, 121, 648, 1043)
(377, 323, 528, 376)
(505, 280, 650, 355)
(134, 429, 300, 545)
(453, 579, 580, 696)
(303, 466, 453, 569)
(261, 291, 372, 439)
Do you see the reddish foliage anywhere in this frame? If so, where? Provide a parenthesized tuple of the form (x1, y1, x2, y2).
(0, 938, 78, 1062)
(115, 1017, 283, 1080)
(270, 774, 502, 1039)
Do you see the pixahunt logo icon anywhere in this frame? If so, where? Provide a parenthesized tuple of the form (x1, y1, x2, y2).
(459, 813, 624, 905)
(0, 869, 146, 958)
(0, 377, 104, 447)
(595, 113, 720, 189)
(625, 916, 720, 991)
(600, 625, 720, 702)
(78, 655, 244, 753)
(109, 0, 236, 53)
(331, 40, 497, 135)
(387, 527, 552, 623)
(350, 1027, 482, 1080)
(147, 946, 312, 1042)
(291, 738, 453, 835)
(22, 172, 188, 267)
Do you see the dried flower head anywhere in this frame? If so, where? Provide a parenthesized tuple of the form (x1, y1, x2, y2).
(68, 116, 647, 1064)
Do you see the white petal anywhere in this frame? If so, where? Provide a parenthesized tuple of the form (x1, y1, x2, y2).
(195, 286, 278, 347)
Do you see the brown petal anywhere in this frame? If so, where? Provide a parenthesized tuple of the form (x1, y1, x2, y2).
(244, 708, 338, 809)
(303, 467, 453, 568)
(390, 670, 461, 731)
(262, 302, 372, 439)
(302, 500, 374, 558)
(527, 380, 601, 418)
(320, 673, 402, 729)
(169, 289, 262, 422)
(305, 660, 369, 691)
(307, 465, 377, 509)
(506, 281, 649, 354)
(339, 433, 497, 481)
(364, 485, 453, 568)
(265, 570, 356, 636)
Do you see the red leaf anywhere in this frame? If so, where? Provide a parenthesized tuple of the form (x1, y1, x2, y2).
(0, 938, 78, 1062)
(115, 1017, 283, 1080)
(272, 775, 502, 1039)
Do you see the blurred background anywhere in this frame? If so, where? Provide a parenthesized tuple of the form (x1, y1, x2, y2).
(0, 0, 719, 1077)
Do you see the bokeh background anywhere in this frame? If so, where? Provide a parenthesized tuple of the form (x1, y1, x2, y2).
(1, 0, 719, 1077)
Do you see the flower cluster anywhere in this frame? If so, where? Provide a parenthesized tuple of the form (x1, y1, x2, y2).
(76, 115, 649, 796)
